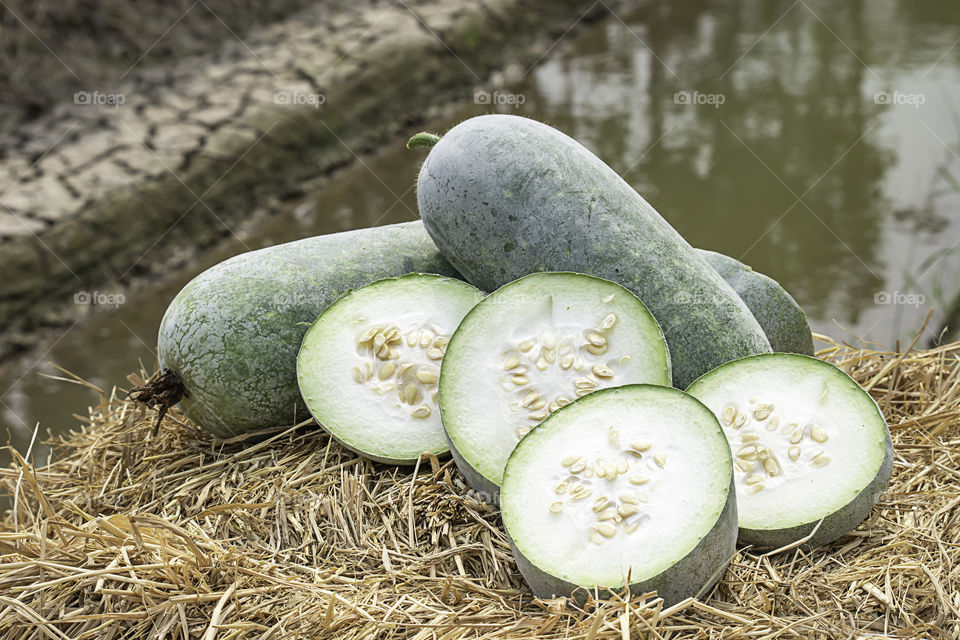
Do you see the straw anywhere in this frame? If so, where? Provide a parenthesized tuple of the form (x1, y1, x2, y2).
(1, 339, 958, 639)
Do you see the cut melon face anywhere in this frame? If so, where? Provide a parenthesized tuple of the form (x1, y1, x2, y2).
(297, 274, 484, 464)
(686, 353, 893, 548)
(500, 385, 736, 604)
(440, 272, 672, 501)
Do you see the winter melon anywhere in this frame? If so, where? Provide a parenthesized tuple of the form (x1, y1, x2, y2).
(686, 353, 892, 548)
(158, 222, 459, 437)
(414, 114, 771, 387)
(696, 249, 814, 355)
(501, 384, 737, 604)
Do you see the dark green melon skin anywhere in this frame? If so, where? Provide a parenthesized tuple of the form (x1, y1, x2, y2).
(416, 114, 771, 388)
(507, 476, 738, 606)
(696, 249, 814, 356)
(158, 221, 459, 438)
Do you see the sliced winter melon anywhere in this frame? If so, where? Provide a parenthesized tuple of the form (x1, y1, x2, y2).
(686, 354, 893, 549)
(297, 274, 483, 464)
(439, 272, 671, 502)
(501, 385, 736, 604)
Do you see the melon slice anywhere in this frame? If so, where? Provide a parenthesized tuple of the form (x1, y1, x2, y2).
(439, 272, 671, 502)
(686, 353, 893, 548)
(500, 385, 736, 604)
(297, 274, 483, 464)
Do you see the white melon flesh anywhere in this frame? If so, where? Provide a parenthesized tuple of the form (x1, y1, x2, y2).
(297, 274, 484, 464)
(686, 353, 893, 548)
(439, 272, 672, 502)
(500, 385, 736, 604)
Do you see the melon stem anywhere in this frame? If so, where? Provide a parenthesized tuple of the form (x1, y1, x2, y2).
(406, 132, 441, 149)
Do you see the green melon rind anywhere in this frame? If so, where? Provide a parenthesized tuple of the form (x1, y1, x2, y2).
(296, 273, 484, 465)
(416, 114, 772, 388)
(686, 353, 893, 549)
(438, 272, 672, 503)
(696, 249, 814, 356)
(447, 437, 501, 504)
(158, 221, 460, 438)
(501, 385, 737, 605)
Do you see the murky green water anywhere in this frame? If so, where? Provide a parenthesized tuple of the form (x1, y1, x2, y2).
(4, 0, 960, 466)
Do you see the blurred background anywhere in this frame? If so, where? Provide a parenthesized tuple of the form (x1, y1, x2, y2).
(1, 0, 959, 465)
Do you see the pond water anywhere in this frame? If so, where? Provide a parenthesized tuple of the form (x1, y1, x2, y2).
(3, 0, 960, 466)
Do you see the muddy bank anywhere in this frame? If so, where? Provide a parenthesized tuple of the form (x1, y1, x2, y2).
(0, 0, 623, 359)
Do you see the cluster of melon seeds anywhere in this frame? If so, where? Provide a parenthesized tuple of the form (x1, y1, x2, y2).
(353, 323, 449, 420)
(548, 426, 669, 545)
(298, 274, 484, 464)
(721, 389, 832, 495)
(500, 305, 630, 440)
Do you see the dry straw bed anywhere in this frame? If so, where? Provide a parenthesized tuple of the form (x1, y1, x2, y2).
(1, 335, 959, 639)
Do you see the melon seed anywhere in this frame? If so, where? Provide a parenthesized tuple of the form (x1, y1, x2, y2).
(586, 343, 608, 356)
(810, 425, 829, 443)
(586, 332, 606, 347)
(592, 364, 615, 378)
(722, 405, 736, 425)
(404, 384, 420, 405)
(763, 457, 780, 476)
(411, 405, 431, 419)
(630, 440, 653, 453)
(599, 312, 617, 329)
(416, 368, 438, 384)
(503, 354, 521, 370)
(753, 404, 773, 421)
(617, 504, 639, 517)
(737, 445, 758, 459)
